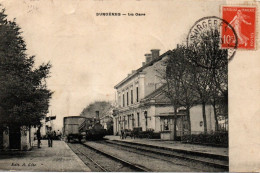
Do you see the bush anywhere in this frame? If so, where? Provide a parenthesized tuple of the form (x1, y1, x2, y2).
(182, 132, 228, 147)
(151, 132, 160, 139)
(134, 129, 160, 139)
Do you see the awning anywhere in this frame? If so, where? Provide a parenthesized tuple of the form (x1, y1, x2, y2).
(155, 112, 186, 117)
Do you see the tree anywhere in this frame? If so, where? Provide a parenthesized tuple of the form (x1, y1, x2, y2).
(209, 62, 228, 131)
(160, 27, 228, 135)
(159, 46, 198, 138)
(157, 46, 193, 140)
(187, 28, 228, 133)
(0, 9, 52, 128)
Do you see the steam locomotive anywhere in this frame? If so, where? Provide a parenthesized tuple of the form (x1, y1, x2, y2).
(79, 117, 106, 140)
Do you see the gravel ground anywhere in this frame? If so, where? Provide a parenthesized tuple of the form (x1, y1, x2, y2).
(68, 143, 141, 172)
(104, 140, 227, 172)
(85, 141, 202, 172)
(68, 143, 105, 172)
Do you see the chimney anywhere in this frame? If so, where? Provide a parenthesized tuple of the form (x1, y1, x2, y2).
(95, 111, 99, 119)
(151, 49, 160, 60)
(145, 53, 152, 63)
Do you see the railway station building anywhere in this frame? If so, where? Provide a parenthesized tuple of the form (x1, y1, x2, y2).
(113, 49, 216, 140)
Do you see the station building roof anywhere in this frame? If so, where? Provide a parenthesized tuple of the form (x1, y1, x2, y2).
(114, 50, 172, 89)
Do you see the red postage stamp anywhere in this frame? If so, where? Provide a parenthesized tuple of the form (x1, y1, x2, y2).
(221, 6, 257, 50)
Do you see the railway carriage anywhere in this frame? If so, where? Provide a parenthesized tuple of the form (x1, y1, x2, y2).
(63, 116, 86, 142)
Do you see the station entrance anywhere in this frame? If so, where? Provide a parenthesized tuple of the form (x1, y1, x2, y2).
(9, 126, 21, 149)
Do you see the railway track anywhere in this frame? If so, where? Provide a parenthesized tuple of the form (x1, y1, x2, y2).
(101, 140, 228, 171)
(71, 144, 108, 171)
(68, 142, 150, 172)
(82, 142, 151, 172)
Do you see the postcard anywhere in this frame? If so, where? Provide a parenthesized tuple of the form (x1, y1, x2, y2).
(0, 0, 259, 172)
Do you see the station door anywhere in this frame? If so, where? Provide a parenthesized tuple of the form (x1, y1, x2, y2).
(9, 126, 21, 149)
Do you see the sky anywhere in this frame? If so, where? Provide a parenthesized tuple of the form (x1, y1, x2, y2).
(0, 0, 224, 130)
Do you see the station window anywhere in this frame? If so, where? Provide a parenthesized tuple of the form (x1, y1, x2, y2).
(136, 87, 139, 102)
(132, 114, 134, 127)
(131, 90, 133, 104)
(123, 94, 125, 107)
(123, 116, 126, 129)
(137, 113, 140, 127)
(144, 111, 148, 127)
(127, 92, 129, 106)
(163, 118, 170, 131)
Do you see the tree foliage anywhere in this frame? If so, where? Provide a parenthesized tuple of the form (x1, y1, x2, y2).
(166, 46, 200, 132)
(160, 27, 228, 135)
(187, 28, 228, 132)
(0, 9, 52, 127)
(159, 46, 198, 138)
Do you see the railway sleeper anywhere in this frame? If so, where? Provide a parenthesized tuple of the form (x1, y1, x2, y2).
(105, 140, 228, 170)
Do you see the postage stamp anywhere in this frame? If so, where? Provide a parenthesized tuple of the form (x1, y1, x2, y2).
(221, 6, 257, 50)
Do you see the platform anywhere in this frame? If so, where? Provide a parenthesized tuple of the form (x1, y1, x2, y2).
(0, 140, 91, 171)
(105, 135, 228, 158)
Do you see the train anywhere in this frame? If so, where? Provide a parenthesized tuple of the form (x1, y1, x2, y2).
(63, 115, 106, 142)
(63, 116, 86, 142)
(79, 117, 107, 140)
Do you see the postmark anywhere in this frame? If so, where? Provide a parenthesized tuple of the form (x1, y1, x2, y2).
(187, 16, 238, 69)
(222, 6, 257, 50)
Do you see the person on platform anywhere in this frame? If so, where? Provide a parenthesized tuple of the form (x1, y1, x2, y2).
(46, 127, 53, 147)
(36, 127, 41, 148)
(57, 130, 62, 140)
(53, 131, 56, 140)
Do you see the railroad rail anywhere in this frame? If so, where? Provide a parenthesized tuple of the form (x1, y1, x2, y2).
(81, 143, 150, 172)
(103, 140, 228, 170)
(68, 142, 150, 172)
(72, 144, 109, 172)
